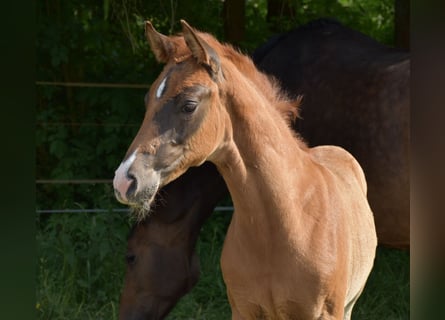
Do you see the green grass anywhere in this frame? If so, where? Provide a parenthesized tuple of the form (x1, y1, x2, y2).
(36, 210, 409, 319)
(352, 247, 409, 319)
(36, 212, 129, 320)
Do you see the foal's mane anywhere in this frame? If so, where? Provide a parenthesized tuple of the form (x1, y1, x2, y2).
(205, 33, 301, 125)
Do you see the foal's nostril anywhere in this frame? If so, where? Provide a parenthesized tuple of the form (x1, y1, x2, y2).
(126, 173, 137, 198)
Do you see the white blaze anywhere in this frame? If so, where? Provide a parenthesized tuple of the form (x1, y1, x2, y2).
(156, 76, 167, 99)
(115, 150, 137, 178)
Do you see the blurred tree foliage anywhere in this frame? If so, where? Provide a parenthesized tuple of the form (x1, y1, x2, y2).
(36, 0, 396, 211)
(264, 0, 395, 42)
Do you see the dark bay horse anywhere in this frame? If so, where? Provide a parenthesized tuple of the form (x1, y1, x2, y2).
(118, 19, 408, 319)
(115, 20, 376, 320)
(119, 162, 227, 319)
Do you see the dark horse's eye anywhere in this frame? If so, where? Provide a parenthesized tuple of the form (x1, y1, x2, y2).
(125, 253, 136, 265)
(182, 101, 198, 114)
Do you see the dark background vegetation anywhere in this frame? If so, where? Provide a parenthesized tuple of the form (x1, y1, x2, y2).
(36, 0, 410, 319)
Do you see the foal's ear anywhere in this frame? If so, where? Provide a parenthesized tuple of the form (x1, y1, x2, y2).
(145, 21, 175, 63)
(180, 20, 221, 78)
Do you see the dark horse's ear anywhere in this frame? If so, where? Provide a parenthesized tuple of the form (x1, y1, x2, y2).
(180, 20, 221, 79)
(145, 21, 175, 63)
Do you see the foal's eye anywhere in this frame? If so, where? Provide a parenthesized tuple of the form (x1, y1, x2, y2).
(125, 253, 136, 265)
(182, 101, 198, 114)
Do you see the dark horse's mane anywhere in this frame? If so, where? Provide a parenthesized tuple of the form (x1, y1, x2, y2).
(252, 18, 407, 67)
(251, 19, 342, 64)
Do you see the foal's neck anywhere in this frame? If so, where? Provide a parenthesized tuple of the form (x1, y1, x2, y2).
(214, 63, 311, 233)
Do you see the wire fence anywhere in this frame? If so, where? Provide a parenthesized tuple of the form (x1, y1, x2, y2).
(35, 179, 234, 214)
(36, 179, 113, 184)
(35, 81, 150, 89)
(35, 206, 234, 214)
(36, 80, 146, 128)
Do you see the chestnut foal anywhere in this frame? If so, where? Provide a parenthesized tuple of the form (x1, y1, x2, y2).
(114, 21, 377, 319)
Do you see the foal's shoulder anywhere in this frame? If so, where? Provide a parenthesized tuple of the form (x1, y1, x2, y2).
(309, 145, 355, 163)
(309, 145, 367, 194)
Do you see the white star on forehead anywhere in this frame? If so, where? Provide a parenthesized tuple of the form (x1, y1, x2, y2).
(156, 76, 167, 99)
